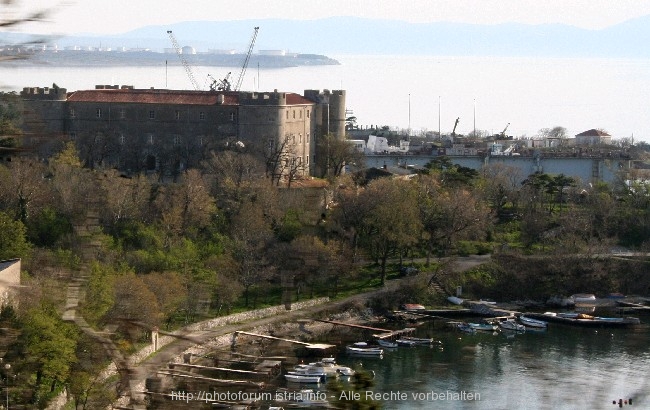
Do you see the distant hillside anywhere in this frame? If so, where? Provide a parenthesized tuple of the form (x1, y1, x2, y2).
(5, 16, 650, 58)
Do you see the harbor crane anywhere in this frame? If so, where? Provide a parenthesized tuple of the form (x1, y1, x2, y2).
(233, 26, 259, 91)
(167, 30, 201, 91)
(501, 123, 510, 138)
(452, 117, 460, 137)
(208, 72, 232, 91)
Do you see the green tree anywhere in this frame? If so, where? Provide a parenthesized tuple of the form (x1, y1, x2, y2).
(0, 211, 31, 260)
(359, 179, 422, 285)
(19, 306, 78, 406)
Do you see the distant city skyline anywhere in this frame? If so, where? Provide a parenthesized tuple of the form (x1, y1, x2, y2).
(11, 0, 650, 35)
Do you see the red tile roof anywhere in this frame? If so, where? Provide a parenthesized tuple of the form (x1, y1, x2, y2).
(66, 88, 315, 106)
(576, 129, 611, 137)
(67, 89, 239, 105)
(286, 94, 316, 105)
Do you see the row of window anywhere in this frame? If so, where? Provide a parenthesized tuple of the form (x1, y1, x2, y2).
(287, 108, 310, 120)
(70, 132, 193, 146)
(70, 108, 235, 122)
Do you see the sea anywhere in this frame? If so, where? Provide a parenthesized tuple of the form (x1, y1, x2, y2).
(2, 54, 650, 141)
(329, 318, 650, 409)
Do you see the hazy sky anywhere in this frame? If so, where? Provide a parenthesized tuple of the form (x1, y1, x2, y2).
(9, 0, 650, 34)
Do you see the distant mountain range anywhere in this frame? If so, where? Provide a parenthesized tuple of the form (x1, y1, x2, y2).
(4, 16, 650, 58)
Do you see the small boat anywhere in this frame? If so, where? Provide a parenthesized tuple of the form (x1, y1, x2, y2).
(456, 323, 476, 333)
(284, 373, 324, 384)
(447, 296, 464, 305)
(401, 303, 426, 311)
(346, 342, 383, 356)
(518, 315, 548, 329)
(308, 358, 355, 376)
(468, 322, 499, 332)
(400, 336, 441, 345)
(571, 293, 597, 304)
(290, 364, 327, 377)
(376, 339, 399, 348)
(395, 338, 418, 347)
(499, 320, 525, 332)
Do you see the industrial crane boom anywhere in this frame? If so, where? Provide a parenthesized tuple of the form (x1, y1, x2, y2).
(234, 27, 259, 92)
(452, 117, 460, 136)
(167, 30, 201, 91)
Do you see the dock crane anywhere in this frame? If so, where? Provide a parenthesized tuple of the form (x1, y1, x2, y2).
(167, 30, 201, 91)
(208, 72, 232, 91)
(501, 123, 510, 138)
(452, 117, 460, 137)
(233, 26, 259, 92)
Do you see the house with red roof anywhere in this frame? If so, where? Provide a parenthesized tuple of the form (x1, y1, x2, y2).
(575, 129, 612, 146)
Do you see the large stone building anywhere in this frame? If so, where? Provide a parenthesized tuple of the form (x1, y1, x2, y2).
(19, 85, 346, 177)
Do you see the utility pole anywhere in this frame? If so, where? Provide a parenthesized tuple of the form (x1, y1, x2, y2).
(438, 96, 441, 138)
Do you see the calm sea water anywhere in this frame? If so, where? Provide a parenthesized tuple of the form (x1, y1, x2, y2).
(2, 55, 650, 141)
(331, 318, 650, 410)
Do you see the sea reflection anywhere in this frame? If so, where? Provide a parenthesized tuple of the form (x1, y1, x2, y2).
(333, 319, 650, 409)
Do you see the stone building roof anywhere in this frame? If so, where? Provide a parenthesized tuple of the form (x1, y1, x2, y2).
(575, 129, 611, 137)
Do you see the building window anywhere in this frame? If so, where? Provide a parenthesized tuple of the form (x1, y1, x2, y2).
(96, 108, 101, 118)
(199, 112, 205, 120)
(149, 110, 155, 120)
(299, 110, 302, 119)
(306, 155, 309, 165)
(173, 135, 181, 145)
(306, 133, 310, 143)
(299, 134, 302, 144)
(119, 134, 125, 145)
(147, 134, 154, 145)
(286, 110, 289, 120)
(293, 110, 296, 119)
(267, 139, 274, 150)
(175, 110, 181, 120)
(69, 132, 76, 140)
(69, 108, 75, 118)
(307, 109, 310, 118)
(120, 109, 126, 119)
(230, 112, 235, 122)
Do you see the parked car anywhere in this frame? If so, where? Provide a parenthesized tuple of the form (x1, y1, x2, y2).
(399, 266, 419, 276)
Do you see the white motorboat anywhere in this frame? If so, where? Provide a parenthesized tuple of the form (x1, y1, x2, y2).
(499, 320, 526, 332)
(284, 373, 324, 384)
(518, 315, 548, 329)
(376, 339, 399, 348)
(346, 342, 383, 356)
(308, 357, 355, 376)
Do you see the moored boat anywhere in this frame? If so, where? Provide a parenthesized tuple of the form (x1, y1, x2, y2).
(499, 320, 526, 332)
(395, 338, 418, 347)
(456, 323, 476, 333)
(400, 336, 441, 345)
(518, 315, 548, 329)
(346, 342, 384, 356)
(468, 322, 499, 332)
(571, 293, 597, 304)
(308, 357, 355, 376)
(376, 339, 399, 348)
(284, 373, 324, 384)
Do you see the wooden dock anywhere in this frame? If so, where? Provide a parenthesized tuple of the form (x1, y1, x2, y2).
(234, 331, 335, 350)
(314, 319, 416, 339)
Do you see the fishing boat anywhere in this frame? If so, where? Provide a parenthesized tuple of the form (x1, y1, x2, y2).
(284, 373, 324, 384)
(571, 293, 597, 304)
(346, 342, 384, 356)
(400, 336, 441, 345)
(308, 358, 355, 377)
(518, 315, 548, 329)
(468, 322, 499, 332)
(499, 320, 526, 332)
(376, 339, 399, 348)
(456, 323, 476, 333)
(395, 338, 418, 347)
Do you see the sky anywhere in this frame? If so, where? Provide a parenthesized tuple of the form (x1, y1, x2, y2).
(8, 0, 650, 35)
